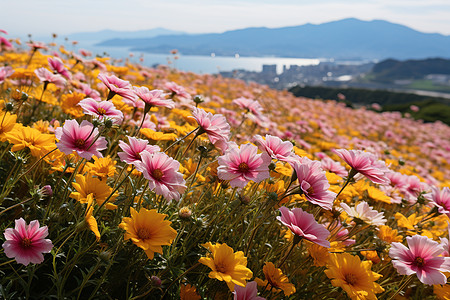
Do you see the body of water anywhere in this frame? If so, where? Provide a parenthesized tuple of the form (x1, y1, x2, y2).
(73, 42, 326, 74)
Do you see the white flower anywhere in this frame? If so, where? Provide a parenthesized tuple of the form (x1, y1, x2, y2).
(340, 201, 386, 226)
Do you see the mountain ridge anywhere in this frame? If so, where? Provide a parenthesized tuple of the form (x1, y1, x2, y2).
(95, 18, 450, 60)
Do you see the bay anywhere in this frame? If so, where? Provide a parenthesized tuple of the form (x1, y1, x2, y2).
(72, 42, 326, 74)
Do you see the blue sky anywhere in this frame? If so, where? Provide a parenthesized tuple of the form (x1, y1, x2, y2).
(2, 0, 450, 37)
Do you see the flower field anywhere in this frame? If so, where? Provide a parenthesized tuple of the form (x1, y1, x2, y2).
(1, 30, 450, 299)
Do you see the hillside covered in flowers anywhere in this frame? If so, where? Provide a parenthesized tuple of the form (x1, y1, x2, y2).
(1, 30, 450, 299)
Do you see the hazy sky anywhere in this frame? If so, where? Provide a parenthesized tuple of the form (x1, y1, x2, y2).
(2, 0, 450, 38)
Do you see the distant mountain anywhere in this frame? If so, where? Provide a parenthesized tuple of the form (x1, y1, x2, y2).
(97, 18, 450, 60)
(68, 28, 184, 43)
(371, 58, 450, 82)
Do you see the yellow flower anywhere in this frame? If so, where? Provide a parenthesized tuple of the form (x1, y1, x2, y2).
(61, 92, 86, 118)
(140, 128, 177, 141)
(0, 112, 18, 142)
(32, 120, 50, 133)
(199, 242, 253, 291)
(255, 262, 296, 296)
(86, 156, 117, 179)
(366, 186, 391, 204)
(84, 194, 100, 241)
(308, 243, 330, 267)
(69, 174, 118, 209)
(377, 225, 403, 244)
(180, 283, 201, 300)
(31, 85, 58, 105)
(119, 207, 177, 259)
(360, 251, 380, 264)
(112, 97, 134, 114)
(180, 158, 205, 181)
(434, 283, 450, 300)
(326, 172, 343, 185)
(5, 125, 55, 157)
(273, 161, 292, 177)
(324, 253, 384, 300)
(395, 212, 422, 230)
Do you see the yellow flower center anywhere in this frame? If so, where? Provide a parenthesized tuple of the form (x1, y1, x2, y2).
(152, 168, 164, 180)
(414, 256, 425, 267)
(307, 186, 315, 195)
(137, 228, 151, 240)
(238, 162, 249, 173)
(21, 238, 32, 248)
(345, 273, 358, 286)
(97, 107, 106, 115)
(75, 138, 86, 148)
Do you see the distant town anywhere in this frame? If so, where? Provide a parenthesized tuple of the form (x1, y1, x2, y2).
(219, 59, 450, 98)
(219, 61, 374, 90)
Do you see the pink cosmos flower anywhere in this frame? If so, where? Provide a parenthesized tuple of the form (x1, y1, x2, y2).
(232, 97, 263, 116)
(217, 143, 271, 188)
(2, 218, 53, 266)
(78, 98, 124, 125)
(0, 66, 14, 84)
(133, 86, 174, 110)
(424, 186, 450, 216)
(385, 171, 408, 190)
(0, 29, 8, 34)
(254, 134, 295, 162)
(0, 36, 13, 51)
(340, 201, 386, 226)
(79, 49, 92, 57)
(321, 157, 348, 177)
(34, 67, 66, 88)
(233, 281, 266, 300)
(48, 57, 71, 79)
(75, 82, 101, 101)
(333, 149, 390, 185)
(27, 41, 48, 51)
(389, 235, 450, 285)
(118, 136, 160, 165)
(191, 107, 231, 152)
(134, 151, 186, 202)
(291, 158, 336, 210)
(98, 73, 136, 102)
(165, 81, 190, 99)
(410, 105, 420, 112)
(55, 119, 107, 160)
(278, 206, 330, 248)
(403, 175, 428, 203)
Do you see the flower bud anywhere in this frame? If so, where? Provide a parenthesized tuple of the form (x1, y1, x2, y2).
(179, 207, 192, 220)
(151, 275, 162, 287)
(104, 118, 113, 129)
(40, 185, 53, 197)
(193, 95, 204, 105)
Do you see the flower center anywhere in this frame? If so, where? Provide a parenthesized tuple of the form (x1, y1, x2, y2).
(238, 162, 250, 173)
(414, 256, 425, 267)
(215, 263, 227, 273)
(21, 238, 32, 248)
(307, 186, 315, 195)
(97, 107, 106, 115)
(152, 168, 164, 180)
(344, 273, 358, 286)
(75, 138, 86, 148)
(136, 228, 151, 240)
(268, 277, 280, 288)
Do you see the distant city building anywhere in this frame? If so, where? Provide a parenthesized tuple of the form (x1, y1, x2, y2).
(262, 64, 277, 75)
